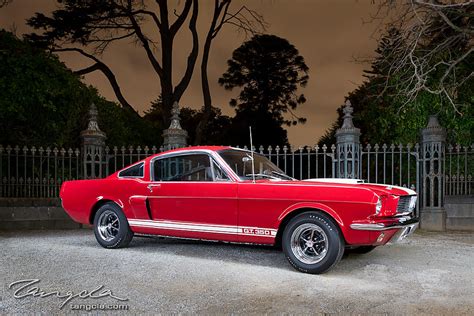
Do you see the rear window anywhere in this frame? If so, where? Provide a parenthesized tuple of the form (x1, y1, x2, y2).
(119, 162, 144, 178)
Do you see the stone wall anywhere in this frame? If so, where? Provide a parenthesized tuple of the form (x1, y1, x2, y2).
(445, 195, 474, 232)
(0, 198, 83, 231)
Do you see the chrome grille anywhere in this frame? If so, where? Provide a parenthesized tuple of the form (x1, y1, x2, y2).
(397, 195, 413, 214)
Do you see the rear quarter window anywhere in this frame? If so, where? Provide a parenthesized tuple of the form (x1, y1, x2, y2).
(119, 162, 144, 178)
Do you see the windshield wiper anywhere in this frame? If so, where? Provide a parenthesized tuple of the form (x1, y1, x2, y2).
(245, 173, 280, 180)
(271, 171, 295, 181)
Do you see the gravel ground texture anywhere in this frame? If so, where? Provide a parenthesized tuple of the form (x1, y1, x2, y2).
(0, 229, 473, 315)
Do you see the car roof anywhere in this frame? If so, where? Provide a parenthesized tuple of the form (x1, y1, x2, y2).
(147, 146, 232, 160)
(109, 146, 235, 178)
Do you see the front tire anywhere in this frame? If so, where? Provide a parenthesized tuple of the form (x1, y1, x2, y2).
(93, 202, 133, 249)
(282, 212, 344, 274)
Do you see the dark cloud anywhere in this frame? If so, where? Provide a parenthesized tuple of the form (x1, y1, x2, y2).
(0, 0, 379, 146)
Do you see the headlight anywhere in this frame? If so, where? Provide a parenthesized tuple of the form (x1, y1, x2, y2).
(375, 197, 383, 215)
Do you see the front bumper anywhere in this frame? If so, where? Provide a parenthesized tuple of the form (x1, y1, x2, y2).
(350, 216, 419, 243)
(350, 216, 419, 231)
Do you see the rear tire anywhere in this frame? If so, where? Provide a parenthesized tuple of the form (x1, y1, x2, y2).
(93, 202, 133, 249)
(282, 211, 344, 274)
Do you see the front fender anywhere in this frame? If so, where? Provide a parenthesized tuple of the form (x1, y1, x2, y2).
(277, 201, 350, 241)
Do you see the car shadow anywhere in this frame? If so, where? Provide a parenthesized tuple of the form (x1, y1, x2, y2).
(121, 235, 379, 274)
(126, 234, 292, 270)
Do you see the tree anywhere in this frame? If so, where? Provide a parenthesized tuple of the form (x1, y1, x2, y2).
(367, 1, 473, 112)
(143, 96, 232, 145)
(195, 0, 266, 144)
(27, 0, 199, 127)
(319, 26, 473, 146)
(0, 30, 156, 147)
(219, 34, 309, 145)
(226, 108, 290, 147)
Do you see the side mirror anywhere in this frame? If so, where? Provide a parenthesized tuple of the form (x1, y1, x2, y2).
(242, 156, 253, 162)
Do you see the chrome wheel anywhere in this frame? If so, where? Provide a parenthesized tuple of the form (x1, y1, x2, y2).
(97, 210, 120, 241)
(290, 223, 328, 264)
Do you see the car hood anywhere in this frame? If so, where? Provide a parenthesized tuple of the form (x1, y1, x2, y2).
(300, 178, 416, 196)
(244, 178, 415, 197)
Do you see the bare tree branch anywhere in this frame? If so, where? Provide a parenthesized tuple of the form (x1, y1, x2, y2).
(0, 0, 12, 8)
(363, 0, 473, 113)
(27, 0, 201, 125)
(54, 47, 137, 115)
(126, 1, 163, 78)
(169, 0, 192, 36)
(194, 0, 267, 144)
(173, 0, 199, 101)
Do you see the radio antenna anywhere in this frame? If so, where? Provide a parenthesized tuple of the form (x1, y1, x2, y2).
(249, 126, 256, 183)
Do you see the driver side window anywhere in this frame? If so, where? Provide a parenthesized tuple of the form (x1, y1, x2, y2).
(154, 154, 212, 182)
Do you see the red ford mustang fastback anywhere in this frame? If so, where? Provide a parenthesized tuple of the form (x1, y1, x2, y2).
(60, 146, 418, 274)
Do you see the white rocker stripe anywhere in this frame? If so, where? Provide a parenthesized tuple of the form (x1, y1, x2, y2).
(128, 219, 277, 238)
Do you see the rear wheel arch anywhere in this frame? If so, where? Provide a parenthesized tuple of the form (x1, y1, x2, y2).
(89, 199, 122, 224)
(275, 207, 346, 248)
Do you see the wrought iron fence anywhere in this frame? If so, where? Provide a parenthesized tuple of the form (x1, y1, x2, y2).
(238, 145, 337, 180)
(360, 143, 419, 189)
(0, 145, 81, 198)
(1, 142, 472, 201)
(446, 144, 474, 196)
(103, 145, 161, 177)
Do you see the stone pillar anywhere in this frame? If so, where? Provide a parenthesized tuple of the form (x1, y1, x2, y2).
(420, 115, 446, 231)
(80, 103, 106, 179)
(335, 100, 361, 179)
(162, 101, 188, 150)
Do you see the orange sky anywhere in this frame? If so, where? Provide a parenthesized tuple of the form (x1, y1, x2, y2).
(0, 0, 380, 146)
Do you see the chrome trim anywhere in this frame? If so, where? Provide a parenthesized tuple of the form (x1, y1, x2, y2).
(388, 222, 418, 243)
(350, 216, 419, 231)
(290, 223, 328, 264)
(97, 210, 120, 241)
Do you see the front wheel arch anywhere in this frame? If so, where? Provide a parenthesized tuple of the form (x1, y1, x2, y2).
(275, 207, 346, 248)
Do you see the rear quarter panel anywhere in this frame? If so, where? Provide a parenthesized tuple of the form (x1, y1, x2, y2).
(60, 178, 146, 224)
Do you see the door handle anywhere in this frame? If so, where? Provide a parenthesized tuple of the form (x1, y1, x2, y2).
(147, 184, 161, 192)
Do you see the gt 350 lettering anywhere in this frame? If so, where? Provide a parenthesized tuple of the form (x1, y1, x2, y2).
(242, 228, 271, 236)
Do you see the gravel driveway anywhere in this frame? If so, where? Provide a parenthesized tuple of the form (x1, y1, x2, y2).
(0, 229, 472, 314)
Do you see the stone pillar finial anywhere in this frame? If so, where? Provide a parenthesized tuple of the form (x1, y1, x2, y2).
(341, 100, 355, 129)
(421, 115, 447, 143)
(335, 100, 361, 179)
(162, 101, 188, 150)
(81, 102, 106, 145)
(86, 102, 102, 132)
(169, 101, 183, 129)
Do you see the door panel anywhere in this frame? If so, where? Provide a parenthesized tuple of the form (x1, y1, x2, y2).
(148, 182, 238, 225)
(142, 153, 239, 241)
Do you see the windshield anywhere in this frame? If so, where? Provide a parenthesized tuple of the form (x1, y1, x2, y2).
(218, 149, 293, 181)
